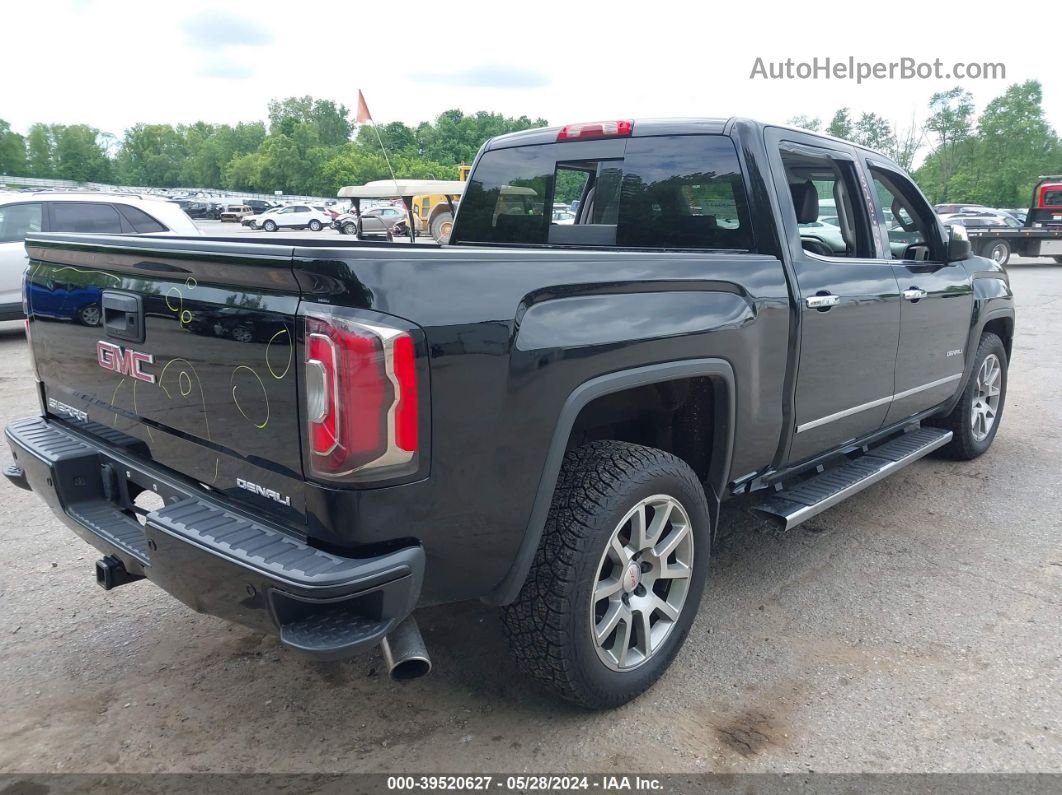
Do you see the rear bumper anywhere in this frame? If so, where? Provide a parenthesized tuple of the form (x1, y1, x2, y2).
(4, 416, 424, 660)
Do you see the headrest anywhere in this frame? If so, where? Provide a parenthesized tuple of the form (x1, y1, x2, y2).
(790, 181, 819, 224)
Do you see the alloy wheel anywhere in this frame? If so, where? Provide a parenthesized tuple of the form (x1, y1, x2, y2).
(971, 353, 1002, 442)
(590, 494, 694, 671)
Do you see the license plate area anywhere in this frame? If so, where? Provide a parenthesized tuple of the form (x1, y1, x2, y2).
(102, 460, 188, 525)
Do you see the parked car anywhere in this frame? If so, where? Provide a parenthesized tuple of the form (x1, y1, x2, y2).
(242, 199, 277, 215)
(797, 218, 846, 254)
(6, 118, 1013, 710)
(26, 279, 104, 326)
(0, 192, 199, 321)
(219, 204, 253, 223)
(183, 201, 222, 220)
(334, 205, 406, 239)
(934, 203, 987, 215)
(254, 204, 332, 232)
(939, 212, 1023, 229)
(185, 306, 288, 343)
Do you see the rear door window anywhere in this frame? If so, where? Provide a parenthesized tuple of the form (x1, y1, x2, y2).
(453, 134, 752, 250)
(0, 203, 42, 242)
(116, 204, 168, 233)
(51, 202, 124, 233)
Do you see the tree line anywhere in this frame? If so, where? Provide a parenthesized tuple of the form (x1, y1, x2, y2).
(1, 82, 1059, 206)
(789, 80, 1062, 208)
(0, 97, 546, 196)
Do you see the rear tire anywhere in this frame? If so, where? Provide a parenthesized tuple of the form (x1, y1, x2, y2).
(430, 211, 454, 244)
(982, 240, 1010, 266)
(76, 303, 101, 327)
(503, 441, 710, 709)
(933, 332, 1008, 460)
(262, 220, 278, 232)
(308, 219, 322, 232)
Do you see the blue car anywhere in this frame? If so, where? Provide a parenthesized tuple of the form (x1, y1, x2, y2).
(27, 280, 102, 326)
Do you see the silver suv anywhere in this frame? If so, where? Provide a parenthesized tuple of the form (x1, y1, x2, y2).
(0, 192, 200, 322)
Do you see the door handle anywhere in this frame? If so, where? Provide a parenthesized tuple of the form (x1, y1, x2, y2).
(902, 288, 928, 301)
(806, 294, 840, 309)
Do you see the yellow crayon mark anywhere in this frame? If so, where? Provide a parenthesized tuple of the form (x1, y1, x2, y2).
(157, 358, 212, 441)
(132, 379, 154, 442)
(231, 365, 269, 429)
(110, 378, 127, 426)
(266, 328, 292, 380)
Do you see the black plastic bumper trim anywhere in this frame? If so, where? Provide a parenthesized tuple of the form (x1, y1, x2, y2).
(4, 415, 425, 659)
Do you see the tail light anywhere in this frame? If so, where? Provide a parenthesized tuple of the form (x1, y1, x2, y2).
(304, 309, 419, 479)
(557, 120, 634, 141)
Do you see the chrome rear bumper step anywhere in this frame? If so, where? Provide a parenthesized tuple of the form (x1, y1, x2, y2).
(754, 428, 952, 530)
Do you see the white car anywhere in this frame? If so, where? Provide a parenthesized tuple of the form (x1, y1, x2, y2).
(0, 192, 200, 322)
(254, 204, 332, 232)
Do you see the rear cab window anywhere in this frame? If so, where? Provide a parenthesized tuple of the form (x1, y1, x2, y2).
(452, 134, 753, 251)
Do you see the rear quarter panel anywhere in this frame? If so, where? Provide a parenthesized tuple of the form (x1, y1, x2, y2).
(292, 245, 791, 603)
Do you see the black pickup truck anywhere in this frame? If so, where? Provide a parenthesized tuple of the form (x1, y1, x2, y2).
(5, 118, 1014, 709)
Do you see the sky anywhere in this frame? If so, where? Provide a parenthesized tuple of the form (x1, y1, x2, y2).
(2, 0, 1058, 143)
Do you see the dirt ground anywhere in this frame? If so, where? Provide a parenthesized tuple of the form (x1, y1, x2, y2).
(0, 258, 1058, 775)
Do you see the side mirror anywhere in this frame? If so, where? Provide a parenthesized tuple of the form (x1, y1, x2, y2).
(946, 223, 972, 261)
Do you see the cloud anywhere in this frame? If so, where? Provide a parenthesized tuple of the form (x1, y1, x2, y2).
(408, 65, 549, 90)
(181, 11, 273, 49)
(198, 56, 255, 80)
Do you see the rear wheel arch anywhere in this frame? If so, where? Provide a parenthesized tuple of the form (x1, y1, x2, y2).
(483, 359, 735, 606)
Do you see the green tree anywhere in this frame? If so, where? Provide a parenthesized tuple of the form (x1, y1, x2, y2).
(826, 108, 853, 139)
(974, 81, 1062, 207)
(53, 125, 112, 182)
(920, 87, 975, 202)
(26, 124, 55, 178)
(268, 96, 352, 145)
(852, 112, 896, 153)
(787, 115, 821, 132)
(116, 124, 187, 186)
(223, 152, 264, 191)
(0, 119, 27, 176)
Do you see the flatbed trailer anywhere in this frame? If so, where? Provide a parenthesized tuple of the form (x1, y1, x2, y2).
(963, 176, 1062, 265)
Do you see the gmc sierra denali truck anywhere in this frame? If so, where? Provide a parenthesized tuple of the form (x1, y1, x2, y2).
(5, 118, 1014, 709)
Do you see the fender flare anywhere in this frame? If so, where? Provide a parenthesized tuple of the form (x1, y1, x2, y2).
(943, 304, 1014, 416)
(483, 358, 735, 606)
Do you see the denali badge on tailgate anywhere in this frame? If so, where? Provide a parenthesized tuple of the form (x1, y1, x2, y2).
(236, 477, 292, 506)
(96, 341, 155, 384)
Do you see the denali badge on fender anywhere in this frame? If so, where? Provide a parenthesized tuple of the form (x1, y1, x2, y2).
(236, 477, 292, 506)
(96, 341, 155, 384)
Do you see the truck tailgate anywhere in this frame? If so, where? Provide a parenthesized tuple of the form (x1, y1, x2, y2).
(24, 235, 306, 524)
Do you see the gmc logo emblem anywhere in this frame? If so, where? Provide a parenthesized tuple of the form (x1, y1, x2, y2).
(96, 341, 156, 384)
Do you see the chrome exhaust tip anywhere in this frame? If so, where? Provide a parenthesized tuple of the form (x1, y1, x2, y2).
(380, 616, 431, 681)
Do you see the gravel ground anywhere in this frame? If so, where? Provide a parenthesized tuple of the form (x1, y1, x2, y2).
(0, 257, 1058, 775)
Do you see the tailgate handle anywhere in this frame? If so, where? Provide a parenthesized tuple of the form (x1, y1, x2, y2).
(102, 291, 145, 343)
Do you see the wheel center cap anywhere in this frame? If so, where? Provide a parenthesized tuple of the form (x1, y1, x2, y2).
(623, 562, 640, 593)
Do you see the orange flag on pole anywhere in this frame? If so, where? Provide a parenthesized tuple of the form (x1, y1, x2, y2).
(356, 90, 373, 124)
